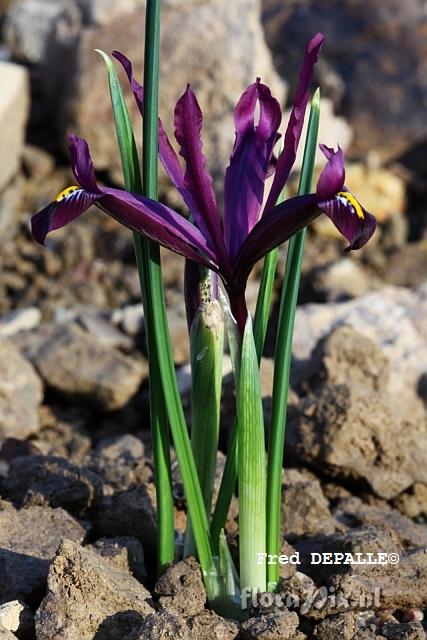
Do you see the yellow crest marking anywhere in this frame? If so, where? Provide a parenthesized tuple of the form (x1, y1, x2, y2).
(337, 191, 364, 220)
(54, 186, 80, 202)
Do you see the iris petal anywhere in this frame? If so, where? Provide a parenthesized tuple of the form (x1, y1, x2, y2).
(318, 191, 377, 251)
(264, 32, 324, 213)
(223, 79, 282, 260)
(31, 187, 101, 245)
(174, 86, 232, 276)
(32, 136, 219, 270)
(232, 194, 319, 287)
(316, 144, 345, 198)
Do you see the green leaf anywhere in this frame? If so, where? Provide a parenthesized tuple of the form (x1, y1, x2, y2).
(95, 49, 142, 193)
(140, 0, 215, 585)
(238, 316, 266, 595)
(98, 46, 174, 576)
(185, 297, 224, 557)
(266, 88, 320, 590)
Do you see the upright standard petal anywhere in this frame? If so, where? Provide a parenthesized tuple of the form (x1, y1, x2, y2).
(174, 87, 231, 277)
(316, 144, 345, 198)
(264, 33, 324, 213)
(223, 79, 282, 260)
(32, 136, 219, 270)
(112, 51, 198, 216)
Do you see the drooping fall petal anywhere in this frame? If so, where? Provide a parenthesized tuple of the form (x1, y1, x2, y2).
(32, 187, 101, 245)
(318, 191, 377, 251)
(232, 194, 319, 287)
(264, 32, 324, 213)
(233, 146, 376, 288)
(32, 136, 218, 270)
(223, 79, 282, 260)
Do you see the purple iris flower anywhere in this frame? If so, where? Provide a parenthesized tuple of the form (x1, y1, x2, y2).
(31, 33, 376, 333)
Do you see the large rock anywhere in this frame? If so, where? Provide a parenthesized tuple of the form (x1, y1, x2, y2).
(154, 557, 206, 618)
(288, 383, 427, 500)
(3, 0, 81, 138)
(281, 469, 336, 540)
(5, 0, 286, 189)
(74, 0, 286, 188)
(0, 62, 29, 192)
(0, 338, 43, 440)
(35, 540, 153, 640)
(296, 526, 427, 614)
(292, 285, 427, 420)
(18, 323, 145, 411)
(3, 455, 103, 516)
(262, 0, 427, 162)
(95, 484, 157, 548)
(0, 503, 86, 604)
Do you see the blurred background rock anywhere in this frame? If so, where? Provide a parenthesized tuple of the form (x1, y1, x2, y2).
(0, 0, 425, 335)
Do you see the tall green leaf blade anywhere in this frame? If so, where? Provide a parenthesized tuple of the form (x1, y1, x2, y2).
(97, 48, 175, 575)
(238, 316, 266, 595)
(266, 89, 320, 590)
(141, 0, 215, 582)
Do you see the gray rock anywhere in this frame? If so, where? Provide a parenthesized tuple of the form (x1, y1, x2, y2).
(95, 484, 157, 548)
(75, 0, 143, 26)
(0, 503, 86, 604)
(4, 455, 103, 516)
(0, 308, 41, 338)
(296, 525, 427, 614)
(262, 0, 427, 162)
(187, 609, 239, 640)
(381, 622, 425, 640)
(0, 627, 17, 640)
(35, 539, 153, 640)
(154, 557, 206, 617)
(239, 610, 299, 639)
(309, 259, 371, 302)
(0, 600, 33, 639)
(0, 338, 43, 440)
(19, 323, 145, 411)
(0, 174, 25, 242)
(111, 304, 145, 337)
(76, 308, 133, 351)
(0, 62, 28, 191)
(292, 285, 427, 421)
(299, 324, 390, 393)
(288, 383, 427, 500)
(88, 536, 146, 582)
(74, 0, 285, 189)
(313, 613, 357, 639)
(334, 497, 427, 548)
(282, 469, 336, 540)
(130, 610, 193, 640)
(91, 435, 149, 491)
(393, 483, 427, 520)
(4, 0, 81, 135)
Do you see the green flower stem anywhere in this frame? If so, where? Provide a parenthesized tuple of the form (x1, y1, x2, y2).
(139, 0, 215, 580)
(238, 317, 266, 594)
(185, 288, 224, 557)
(266, 89, 320, 590)
(97, 46, 174, 575)
(210, 171, 286, 553)
(253, 249, 279, 357)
